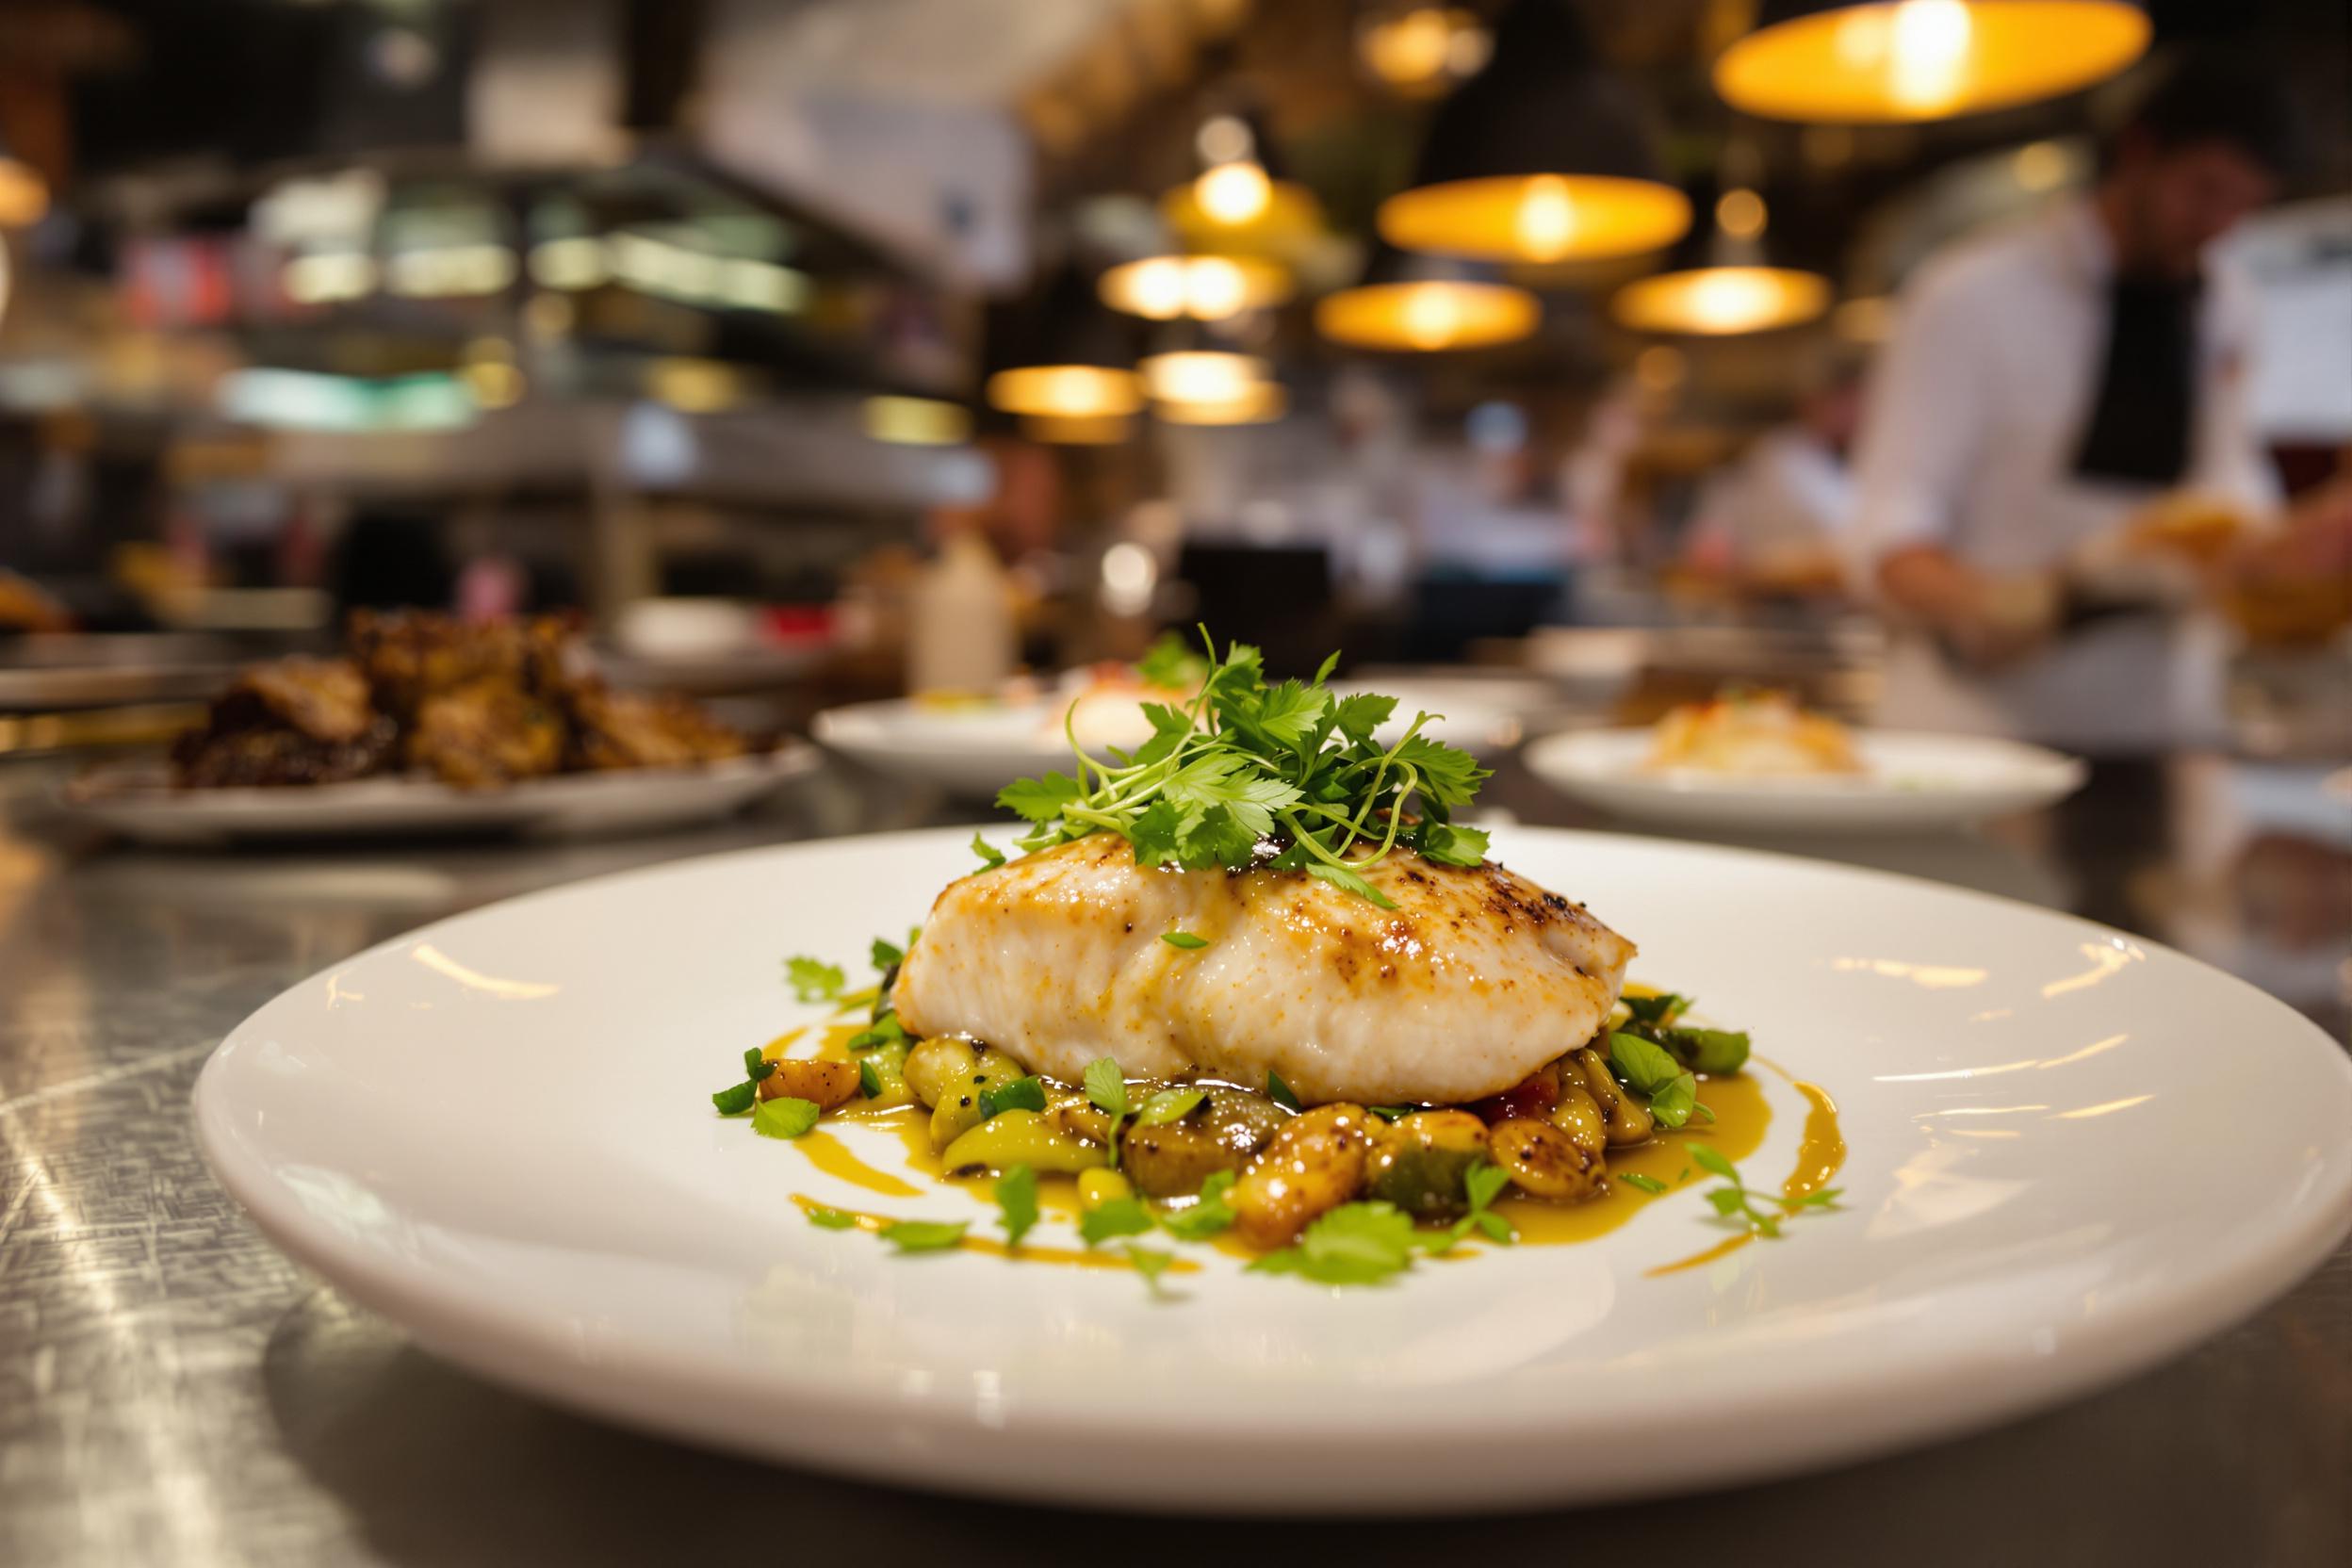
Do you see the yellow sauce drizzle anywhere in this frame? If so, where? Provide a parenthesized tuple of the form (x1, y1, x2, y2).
(793, 1129, 923, 1199)
(1645, 1077, 1846, 1277)
(789, 1193, 1195, 1273)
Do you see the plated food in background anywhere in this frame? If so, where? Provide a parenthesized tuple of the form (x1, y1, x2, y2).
(737, 638, 1814, 1283)
(1530, 690, 2085, 836)
(61, 611, 814, 844)
(1644, 689, 1862, 777)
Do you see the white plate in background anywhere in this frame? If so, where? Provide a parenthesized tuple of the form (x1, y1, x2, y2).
(60, 743, 819, 846)
(194, 825, 2350, 1511)
(1526, 728, 2086, 833)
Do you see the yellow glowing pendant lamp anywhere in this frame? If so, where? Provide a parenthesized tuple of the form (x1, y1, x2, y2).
(1161, 109, 1323, 256)
(1377, 0, 1690, 264)
(1714, 0, 2150, 123)
(1098, 253, 1292, 322)
(1611, 187, 1832, 336)
(1317, 246, 1540, 351)
(984, 264, 1145, 426)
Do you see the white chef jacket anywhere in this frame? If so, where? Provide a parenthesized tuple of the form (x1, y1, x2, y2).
(1688, 426, 1854, 575)
(1851, 196, 2278, 751)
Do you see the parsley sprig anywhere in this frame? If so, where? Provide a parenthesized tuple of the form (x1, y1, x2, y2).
(995, 631, 1492, 906)
(1690, 1145, 1842, 1237)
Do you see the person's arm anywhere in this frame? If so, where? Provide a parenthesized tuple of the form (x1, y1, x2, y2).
(1850, 261, 2056, 663)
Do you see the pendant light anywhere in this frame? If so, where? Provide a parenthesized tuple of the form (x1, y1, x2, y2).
(1714, 1, 2149, 123)
(1610, 170, 1832, 337)
(984, 262, 1145, 422)
(0, 136, 48, 229)
(1098, 253, 1292, 321)
(1356, 5, 1492, 100)
(1316, 245, 1540, 351)
(1377, 0, 1690, 264)
(1160, 108, 1322, 255)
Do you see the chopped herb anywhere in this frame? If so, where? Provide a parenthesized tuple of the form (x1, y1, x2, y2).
(879, 1219, 968, 1253)
(1135, 1087, 1205, 1127)
(741, 1047, 778, 1083)
(1078, 1196, 1154, 1247)
(805, 1206, 860, 1230)
(1083, 1055, 1131, 1167)
(710, 1080, 759, 1116)
(1160, 931, 1210, 950)
(752, 1096, 822, 1140)
(785, 956, 846, 1004)
(1786, 1187, 1845, 1209)
(1125, 1245, 1178, 1296)
(845, 1013, 908, 1052)
(994, 629, 1492, 907)
(995, 1164, 1039, 1249)
(1250, 1201, 1419, 1285)
(1160, 1169, 1237, 1240)
(970, 834, 1007, 871)
(1692, 1147, 1843, 1239)
(1429, 1160, 1516, 1252)
(858, 1058, 884, 1099)
(871, 936, 906, 972)
(1623, 991, 1690, 1026)
(1266, 1070, 1302, 1112)
(1367, 1104, 1415, 1122)
(1609, 1030, 1709, 1130)
(978, 1075, 1048, 1119)
(1619, 1173, 1670, 1196)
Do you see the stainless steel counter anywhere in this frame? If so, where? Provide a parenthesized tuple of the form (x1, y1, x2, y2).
(2, 752, 2344, 1567)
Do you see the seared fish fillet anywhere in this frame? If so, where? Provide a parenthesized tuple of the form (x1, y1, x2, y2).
(890, 833, 1635, 1106)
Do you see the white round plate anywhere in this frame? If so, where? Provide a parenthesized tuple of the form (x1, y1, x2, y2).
(818, 688, 1522, 798)
(60, 743, 818, 846)
(1526, 728, 2087, 834)
(193, 825, 2350, 1512)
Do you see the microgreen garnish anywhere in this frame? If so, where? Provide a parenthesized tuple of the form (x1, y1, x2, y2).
(994, 630, 1492, 906)
(710, 1080, 758, 1116)
(1249, 1201, 1419, 1285)
(1126, 1245, 1179, 1296)
(1160, 931, 1209, 950)
(978, 1075, 1047, 1119)
(970, 834, 1006, 871)
(1690, 1145, 1843, 1238)
(805, 1206, 859, 1230)
(1619, 1172, 1669, 1196)
(845, 1012, 908, 1052)
(784, 956, 845, 1004)
(752, 1096, 822, 1139)
(1083, 1056, 1131, 1166)
(1135, 1087, 1205, 1127)
(1266, 1070, 1301, 1112)
(871, 936, 906, 971)
(858, 1058, 884, 1098)
(1079, 1196, 1154, 1247)
(879, 1219, 968, 1253)
(1623, 991, 1689, 1026)
(743, 1048, 776, 1081)
(1427, 1160, 1516, 1252)
(995, 1164, 1039, 1249)
(1160, 1169, 1237, 1240)
(1609, 1031, 1713, 1130)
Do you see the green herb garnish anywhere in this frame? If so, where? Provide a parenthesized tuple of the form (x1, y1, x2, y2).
(1160, 931, 1210, 950)
(1660, 1025, 1751, 1076)
(1126, 1244, 1179, 1297)
(1135, 1087, 1205, 1127)
(858, 1058, 884, 1098)
(970, 834, 1007, 871)
(995, 631, 1492, 907)
(710, 1080, 759, 1117)
(871, 936, 906, 971)
(1266, 1070, 1301, 1112)
(805, 1206, 859, 1230)
(845, 1013, 908, 1052)
(995, 1164, 1039, 1249)
(1427, 1160, 1516, 1252)
(784, 956, 845, 1004)
(1367, 1104, 1414, 1122)
(1690, 1144, 1842, 1238)
(879, 1219, 968, 1253)
(1136, 631, 1212, 690)
(1609, 1031, 1712, 1130)
(1083, 1056, 1131, 1166)
(752, 1096, 822, 1139)
(1249, 1200, 1419, 1285)
(1079, 1196, 1154, 1247)
(1160, 1169, 1237, 1240)
(1619, 1172, 1669, 1196)
(978, 1075, 1048, 1119)
(1623, 991, 1689, 1026)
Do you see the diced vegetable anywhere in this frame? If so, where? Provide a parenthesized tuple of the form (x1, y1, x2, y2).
(903, 1037, 976, 1107)
(1486, 1118, 1602, 1201)
(939, 1109, 1111, 1175)
(1229, 1102, 1376, 1250)
(1365, 1109, 1491, 1217)
(756, 1058, 860, 1111)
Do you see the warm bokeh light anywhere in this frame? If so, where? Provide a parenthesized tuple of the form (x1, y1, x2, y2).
(1161, 177, 1322, 253)
(1834, 294, 1897, 342)
(529, 236, 609, 290)
(1315, 280, 1541, 351)
(1358, 7, 1491, 97)
(1021, 412, 1135, 444)
(1194, 161, 1274, 226)
(862, 396, 972, 446)
(1633, 343, 1688, 392)
(384, 243, 517, 298)
(0, 158, 51, 228)
(647, 357, 746, 414)
(987, 365, 1147, 419)
(1098, 254, 1292, 321)
(1139, 351, 1271, 406)
(1379, 174, 1691, 263)
(284, 251, 377, 304)
(1612, 266, 1833, 335)
(1153, 382, 1288, 425)
(1716, 188, 1769, 240)
(1714, 1, 2149, 123)
(2010, 139, 2072, 192)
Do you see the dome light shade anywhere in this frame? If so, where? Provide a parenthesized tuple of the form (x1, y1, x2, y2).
(1154, 383, 1288, 426)
(987, 365, 1145, 418)
(1099, 254, 1292, 321)
(1612, 266, 1832, 335)
(1377, 1, 1690, 263)
(1714, 1, 2149, 123)
(1138, 351, 1271, 407)
(1317, 279, 1540, 351)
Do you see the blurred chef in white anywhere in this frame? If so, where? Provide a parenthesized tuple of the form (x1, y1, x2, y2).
(1851, 59, 2300, 751)
(1683, 351, 1866, 598)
